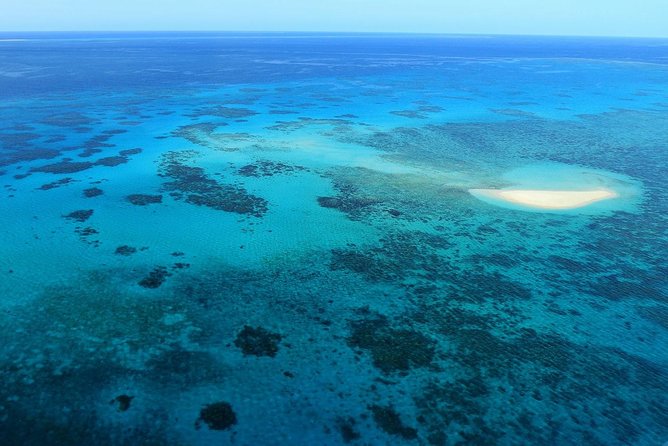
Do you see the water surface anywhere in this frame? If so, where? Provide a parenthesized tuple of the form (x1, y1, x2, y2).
(1, 33, 667, 445)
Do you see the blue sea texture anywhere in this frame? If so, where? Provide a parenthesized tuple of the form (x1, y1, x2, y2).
(0, 33, 667, 445)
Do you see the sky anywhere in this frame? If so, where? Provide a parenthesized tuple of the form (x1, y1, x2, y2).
(1, 0, 667, 38)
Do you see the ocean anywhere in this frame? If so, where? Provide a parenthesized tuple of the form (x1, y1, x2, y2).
(0, 32, 667, 445)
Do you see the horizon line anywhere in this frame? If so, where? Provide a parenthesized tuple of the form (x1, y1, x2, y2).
(1, 30, 667, 40)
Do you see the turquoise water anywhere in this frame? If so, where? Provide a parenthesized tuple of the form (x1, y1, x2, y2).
(1, 33, 667, 445)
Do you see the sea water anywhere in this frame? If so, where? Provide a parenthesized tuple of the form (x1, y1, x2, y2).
(0, 33, 667, 445)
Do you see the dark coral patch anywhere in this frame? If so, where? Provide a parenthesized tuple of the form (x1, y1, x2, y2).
(369, 405, 418, 440)
(318, 196, 380, 213)
(234, 325, 283, 357)
(44, 135, 67, 144)
(417, 104, 444, 113)
(32, 160, 94, 174)
(75, 226, 100, 246)
(146, 349, 224, 386)
(138, 266, 171, 289)
(127, 194, 163, 206)
(390, 110, 427, 119)
(269, 109, 298, 115)
(159, 151, 268, 217)
(0, 131, 40, 148)
(172, 122, 222, 140)
(330, 230, 455, 284)
(172, 123, 252, 151)
(237, 160, 307, 177)
(119, 148, 142, 156)
(103, 129, 128, 135)
(585, 274, 666, 301)
(347, 316, 435, 374)
(114, 245, 137, 256)
(78, 148, 102, 158)
(185, 190, 267, 216)
(189, 106, 257, 119)
(40, 112, 96, 127)
(63, 209, 94, 223)
(82, 134, 115, 152)
(316, 179, 381, 220)
(95, 156, 128, 167)
(83, 187, 103, 198)
(195, 402, 237, 431)
(330, 249, 391, 281)
(490, 108, 537, 118)
(267, 117, 352, 132)
(39, 177, 74, 190)
(1, 148, 61, 168)
(337, 417, 361, 443)
(110, 394, 134, 412)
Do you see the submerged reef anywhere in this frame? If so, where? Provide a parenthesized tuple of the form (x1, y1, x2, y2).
(138, 266, 171, 288)
(195, 402, 237, 431)
(114, 245, 137, 256)
(237, 160, 307, 177)
(145, 348, 225, 388)
(0, 148, 61, 167)
(126, 194, 163, 206)
(95, 156, 128, 167)
(39, 177, 74, 190)
(74, 226, 100, 246)
(390, 110, 428, 119)
(33, 159, 95, 174)
(234, 325, 283, 357)
(119, 148, 142, 156)
(94, 148, 142, 167)
(336, 417, 361, 443)
(40, 112, 97, 127)
(158, 151, 268, 217)
(411, 322, 668, 445)
(0, 246, 666, 444)
(32, 149, 141, 174)
(330, 230, 453, 283)
(63, 209, 94, 223)
(267, 117, 353, 133)
(347, 315, 435, 374)
(188, 106, 258, 119)
(317, 177, 382, 221)
(369, 404, 418, 440)
(79, 134, 115, 157)
(110, 395, 134, 412)
(83, 187, 104, 198)
(172, 122, 254, 151)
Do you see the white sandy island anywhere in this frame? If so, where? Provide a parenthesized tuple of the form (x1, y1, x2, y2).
(469, 188, 619, 210)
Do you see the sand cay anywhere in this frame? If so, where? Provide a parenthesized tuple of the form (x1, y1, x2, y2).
(469, 188, 619, 210)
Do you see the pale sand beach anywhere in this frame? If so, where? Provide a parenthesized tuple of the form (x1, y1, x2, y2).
(469, 188, 619, 209)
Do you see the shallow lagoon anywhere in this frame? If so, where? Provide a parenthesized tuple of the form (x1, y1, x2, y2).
(0, 33, 667, 445)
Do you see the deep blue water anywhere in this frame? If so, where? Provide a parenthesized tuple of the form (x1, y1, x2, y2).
(0, 33, 667, 445)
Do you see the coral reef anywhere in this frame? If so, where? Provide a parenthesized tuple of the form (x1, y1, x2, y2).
(195, 402, 237, 431)
(234, 326, 283, 357)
